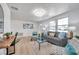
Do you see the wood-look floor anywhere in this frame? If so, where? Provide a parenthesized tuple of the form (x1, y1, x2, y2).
(14, 36, 66, 55)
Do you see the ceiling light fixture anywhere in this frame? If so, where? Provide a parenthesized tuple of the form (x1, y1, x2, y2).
(33, 8, 46, 17)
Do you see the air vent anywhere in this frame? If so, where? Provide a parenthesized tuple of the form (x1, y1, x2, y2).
(11, 6, 18, 11)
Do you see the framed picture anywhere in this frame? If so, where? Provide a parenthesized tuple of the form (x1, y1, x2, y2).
(23, 23, 33, 29)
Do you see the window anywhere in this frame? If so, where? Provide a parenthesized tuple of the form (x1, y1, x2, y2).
(40, 17, 68, 32)
(49, 21, 56, 32)
(57, 17, 68, 32)
(0, 20, 4, 34)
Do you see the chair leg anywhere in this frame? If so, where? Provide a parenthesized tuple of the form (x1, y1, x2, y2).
(14, 45, 15, 54)
(30, 37, 32, 41)
(6, 48, 8, 55)
(6, 46, 15, 55)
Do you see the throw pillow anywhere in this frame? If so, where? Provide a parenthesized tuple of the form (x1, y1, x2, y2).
(58, 32, 67, 39)
(48, 32, 55, 37)
(65, 43, 77, 55)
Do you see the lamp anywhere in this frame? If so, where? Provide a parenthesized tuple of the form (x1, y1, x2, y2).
(67, 26, 76, 39)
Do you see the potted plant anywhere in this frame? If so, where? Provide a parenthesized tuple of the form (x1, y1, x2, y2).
(3, 32, 13, 39)
(3, 32, 19, 45)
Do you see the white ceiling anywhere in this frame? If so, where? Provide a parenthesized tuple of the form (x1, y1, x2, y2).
(7, 3, 79, 22)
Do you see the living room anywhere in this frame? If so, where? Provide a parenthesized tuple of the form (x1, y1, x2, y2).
(0, 3, 79, 55)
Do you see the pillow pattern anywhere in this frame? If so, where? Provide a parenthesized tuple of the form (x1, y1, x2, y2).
(58, 32, 67, 39)
(48, 32, 55, 37)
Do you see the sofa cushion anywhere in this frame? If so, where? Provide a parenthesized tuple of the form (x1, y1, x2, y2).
(32, 32, 37, 36)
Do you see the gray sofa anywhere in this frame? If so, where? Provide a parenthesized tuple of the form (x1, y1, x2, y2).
(43, 32, 68, 47)
(45, 36, 67, 47)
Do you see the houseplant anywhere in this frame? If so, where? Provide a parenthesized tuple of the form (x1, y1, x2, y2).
(3, 32, 13, 39)
(3, 32, 19, 45)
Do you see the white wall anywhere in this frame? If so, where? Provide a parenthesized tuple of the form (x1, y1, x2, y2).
(39, 8, 79, 35)
(1, 3, 11, 33)
(0, 48, 6, 55)
(69, 8, 79, 35)
(11, 20, 38, 36)
(0, 5, 4, 19)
